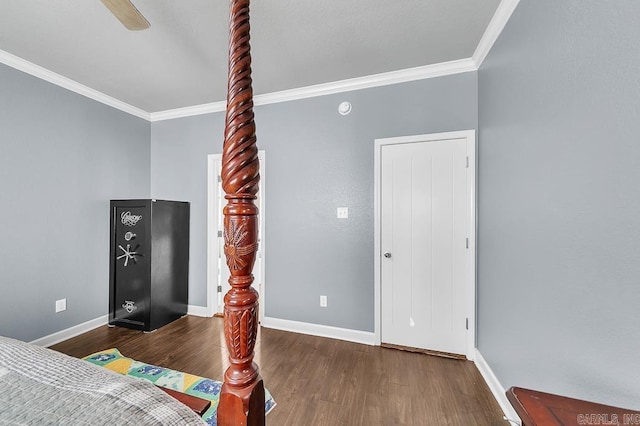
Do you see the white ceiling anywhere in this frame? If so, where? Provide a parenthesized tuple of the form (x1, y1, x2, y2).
(0, 0, 501, 113)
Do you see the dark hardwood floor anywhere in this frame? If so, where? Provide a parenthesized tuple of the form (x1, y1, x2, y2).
(51, 316, 508, 425)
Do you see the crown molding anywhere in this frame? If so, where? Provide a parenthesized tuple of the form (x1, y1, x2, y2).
(149, 100, 227, 122)
(149, 58, 477, 122)
(0, 49, 150, 121)
(253, 58, 477, 107)
(3, 46, 476, 124)
(4, 0, 517, 124)
(472, 0, 521, 68)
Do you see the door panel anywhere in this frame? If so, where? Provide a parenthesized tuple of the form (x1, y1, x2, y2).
(210, 153, 264, 316)
(113, 204, 148, 326)
(381, 138, 468, 355)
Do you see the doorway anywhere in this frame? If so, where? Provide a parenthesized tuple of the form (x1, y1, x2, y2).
(207, 151, 265, 321)
(374, 131, 475, 359)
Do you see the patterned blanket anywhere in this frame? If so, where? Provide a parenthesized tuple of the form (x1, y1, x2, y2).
(84, 348, 276, 426)
(0, 336, 205, 425)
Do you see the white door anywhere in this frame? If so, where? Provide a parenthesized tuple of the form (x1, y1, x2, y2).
(380, 136, 470, 355)
(208, 152, 265, 320)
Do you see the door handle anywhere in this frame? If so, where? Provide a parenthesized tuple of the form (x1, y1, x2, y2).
(384, 252, 392, 259)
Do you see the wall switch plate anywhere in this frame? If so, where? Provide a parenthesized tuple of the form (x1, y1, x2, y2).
(337, 207, 348, 219)
(55, 298, 67, 313)
(320, 295, 328, 307)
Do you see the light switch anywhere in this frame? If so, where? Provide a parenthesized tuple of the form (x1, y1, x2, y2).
(337, 207, 349, 219)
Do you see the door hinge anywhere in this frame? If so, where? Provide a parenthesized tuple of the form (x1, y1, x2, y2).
(466, 237, 469, 249)
(217, 175, 222, 182)
(217, 285, 222, 292)
(466, 318, 469, 330)
(217, 230, 223, 238)
(466, 156, 469, 168)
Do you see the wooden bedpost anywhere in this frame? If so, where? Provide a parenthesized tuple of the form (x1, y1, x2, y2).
(218, 0, 265, 425)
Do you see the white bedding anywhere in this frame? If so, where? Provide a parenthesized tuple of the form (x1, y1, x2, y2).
(0, 336, 206, 425)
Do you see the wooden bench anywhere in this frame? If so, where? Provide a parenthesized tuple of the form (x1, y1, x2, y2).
(506, 387, 640, 425)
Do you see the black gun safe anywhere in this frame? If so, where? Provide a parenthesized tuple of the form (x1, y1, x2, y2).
(109, 199, 190, 331)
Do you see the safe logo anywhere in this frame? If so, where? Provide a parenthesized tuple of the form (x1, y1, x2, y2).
(122, 300, 137, 313)
(121, 211, 142, 226)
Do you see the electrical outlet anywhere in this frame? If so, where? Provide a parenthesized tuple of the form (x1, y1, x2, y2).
(320, 295, 328, 307)
(55, 298, 67, 313)
(337, 207, 348, 219)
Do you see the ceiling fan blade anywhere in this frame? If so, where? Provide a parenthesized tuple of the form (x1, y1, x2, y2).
(101, 0, 150, 31)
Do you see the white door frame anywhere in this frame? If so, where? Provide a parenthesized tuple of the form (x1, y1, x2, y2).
(374, 130, 476, 360)
(207, 151, 266, 322)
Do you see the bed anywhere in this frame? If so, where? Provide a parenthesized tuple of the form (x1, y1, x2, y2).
(1, 0, 263, 424)
(0, 336, 206, 425)
(217, 0, 266, 424)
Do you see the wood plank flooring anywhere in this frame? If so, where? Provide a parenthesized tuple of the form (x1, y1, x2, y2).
(51, 316, 508, 425)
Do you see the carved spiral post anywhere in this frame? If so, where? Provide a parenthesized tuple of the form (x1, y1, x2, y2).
(218, 0, 265, 425)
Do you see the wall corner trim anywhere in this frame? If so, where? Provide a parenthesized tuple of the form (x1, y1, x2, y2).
(149, 58, 478, 122)
(3, 53, 480, 124)
(3, 0, 516, 124)
(472, 0, 521, 68)
(29, 315, 108, 348)
(253, 58, 477, 107)
(261, 316, 375, 346)
(474, 349, 522, 425)
(149, 101, 227, 122)
(0, 49, 150, 121)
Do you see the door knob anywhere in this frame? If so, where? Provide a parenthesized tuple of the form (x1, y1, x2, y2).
(384, 252, 392, 258)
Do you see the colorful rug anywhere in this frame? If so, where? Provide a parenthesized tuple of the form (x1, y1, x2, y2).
(84, 349, 275, 426)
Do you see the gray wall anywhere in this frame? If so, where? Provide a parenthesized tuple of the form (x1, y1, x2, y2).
(0, 63, 150, 342)
(151, 73, 477, 331)
(151, 113, 225, 307)
(478, 0, 640, 409)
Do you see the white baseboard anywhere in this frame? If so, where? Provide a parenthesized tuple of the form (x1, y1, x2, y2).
(187, 305, 212, 317)
(474, 349, 521, 425)
(31, 308, 209, 348)
(30, 315, 109, 348)
(261, 316, 375, 346)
